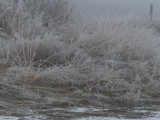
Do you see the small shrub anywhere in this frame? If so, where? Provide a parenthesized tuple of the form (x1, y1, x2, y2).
(0, 0, 74, 39)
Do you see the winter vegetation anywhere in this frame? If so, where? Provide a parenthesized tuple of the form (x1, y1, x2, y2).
(0, 0, 160, 119)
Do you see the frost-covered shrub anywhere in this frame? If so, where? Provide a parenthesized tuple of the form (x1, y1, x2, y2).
(0, 0, 74, 39)
(0, 0, 75, 66)
(67, 18, 158, 62)
(0, 0, 160, 108)
(2, 36, 76, 67)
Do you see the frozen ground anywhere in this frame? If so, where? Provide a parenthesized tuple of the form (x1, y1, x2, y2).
(0, 116, 19, 120)
(76, 117, 160, 120)
(74, 110, 160, 120)
(0, 109, 160, 120)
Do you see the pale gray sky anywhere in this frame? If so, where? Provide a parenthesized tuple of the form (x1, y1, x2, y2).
(76, 0, 160, 19)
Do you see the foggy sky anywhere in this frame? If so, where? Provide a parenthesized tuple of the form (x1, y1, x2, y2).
(76, 0, 160, 19)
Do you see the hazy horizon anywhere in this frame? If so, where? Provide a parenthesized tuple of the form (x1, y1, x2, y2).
(76, 0, 160, 19)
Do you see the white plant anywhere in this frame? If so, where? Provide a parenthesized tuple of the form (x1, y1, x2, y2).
(0, 0, 160, 108)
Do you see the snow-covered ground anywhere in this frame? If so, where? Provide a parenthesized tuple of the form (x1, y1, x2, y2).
(72, 108, 160, 120)
(0, 116, 47, 120)
(75, 113, 160, 120)
(75, 117, 160, 120)
(1, 108, 159, 120)
(0, 116, 19, 120)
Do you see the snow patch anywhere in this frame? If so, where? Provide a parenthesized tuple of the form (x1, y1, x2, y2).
(70, 107, 109, 113)
(70, 108, 88, 113)
(75, 117, 160, 120)
(0, 116, 19, 120)
(73, 109, 160, 120)
(23, 115, 47, 120)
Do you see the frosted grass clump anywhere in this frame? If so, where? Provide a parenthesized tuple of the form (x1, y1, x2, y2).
(0, 0, 160, 108)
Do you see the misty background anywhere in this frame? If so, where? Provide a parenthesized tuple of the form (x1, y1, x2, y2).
(76, 0, 160, 20)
